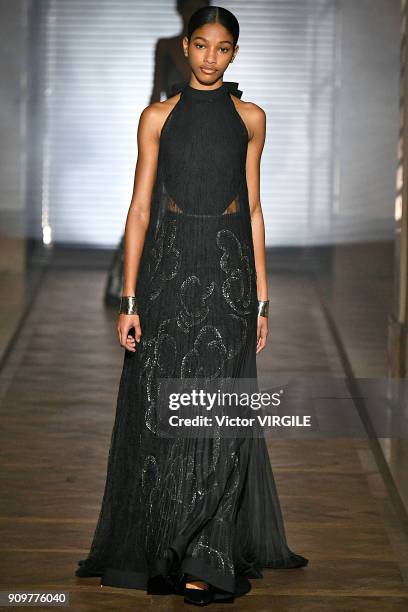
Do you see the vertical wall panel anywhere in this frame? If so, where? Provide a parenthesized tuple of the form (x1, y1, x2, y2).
(333, 0, 400, 242)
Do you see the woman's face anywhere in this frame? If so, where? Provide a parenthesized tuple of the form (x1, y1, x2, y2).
(183, 23, 238, 83)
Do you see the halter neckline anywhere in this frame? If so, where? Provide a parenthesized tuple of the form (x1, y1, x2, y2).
(185, 81, 228, 98)
(169, 80, 243, 100)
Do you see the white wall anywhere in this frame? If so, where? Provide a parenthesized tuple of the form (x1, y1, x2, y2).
(15, 0, 401, 248)
(333, 0, 400, 243)
(38, 0, 336, 248)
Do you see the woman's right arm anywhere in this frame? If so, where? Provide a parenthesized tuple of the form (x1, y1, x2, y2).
(117, 103, 162, 352)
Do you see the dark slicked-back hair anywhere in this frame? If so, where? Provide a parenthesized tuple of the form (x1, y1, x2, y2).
(187, 6, 239, 47)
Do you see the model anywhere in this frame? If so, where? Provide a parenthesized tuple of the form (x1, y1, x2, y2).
(76, 5, 308, 607)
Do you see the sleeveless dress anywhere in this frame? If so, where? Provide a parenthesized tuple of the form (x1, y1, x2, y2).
(76, 80, 308, 600)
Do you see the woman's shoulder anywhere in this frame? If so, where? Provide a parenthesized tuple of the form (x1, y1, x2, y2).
(231, 95, 266, 140)
(139, 93, 182, 139)
(233, 96, 265, 115)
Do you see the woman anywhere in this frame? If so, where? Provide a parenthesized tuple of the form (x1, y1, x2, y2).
(76, 5, 308, 606)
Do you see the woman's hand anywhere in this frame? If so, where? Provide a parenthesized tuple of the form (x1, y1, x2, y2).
(116, 313, 142, 352)
(256, 316, 268, 354)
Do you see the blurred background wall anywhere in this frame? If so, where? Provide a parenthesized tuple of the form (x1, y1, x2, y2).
(0, 0, 398, 252)
(334, 0, 399, 243)
(28, 0, 335, 248)
(0, 0, 29, 267)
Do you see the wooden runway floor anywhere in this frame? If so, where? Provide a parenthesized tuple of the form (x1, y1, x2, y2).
(0, 266, 407, 611)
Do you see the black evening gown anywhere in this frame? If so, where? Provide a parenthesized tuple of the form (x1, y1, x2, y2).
(76, 81, 308, 600)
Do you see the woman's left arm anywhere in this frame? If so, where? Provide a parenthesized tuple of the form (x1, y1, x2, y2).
(245, 103, 268, 353)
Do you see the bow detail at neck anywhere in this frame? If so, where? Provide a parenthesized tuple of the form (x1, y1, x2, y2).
(223, 81, 243, 99)
(169, 80, 243, 99)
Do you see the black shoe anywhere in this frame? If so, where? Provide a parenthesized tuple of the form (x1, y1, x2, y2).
(184, 585, 215, 606)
